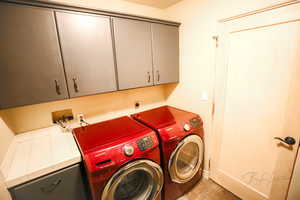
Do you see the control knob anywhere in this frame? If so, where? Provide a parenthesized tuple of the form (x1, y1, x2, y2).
(123, 144, 134, 156)
(183, 123, 191, 132)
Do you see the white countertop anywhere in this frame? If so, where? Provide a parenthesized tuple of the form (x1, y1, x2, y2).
(0, 126, 81, 188)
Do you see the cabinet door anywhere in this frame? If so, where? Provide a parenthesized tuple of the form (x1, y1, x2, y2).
(113, 18, 153, 90)
(0, 3, 69, 109)
(152, 24, 179, 85)
(55, 12, 117, 98)
(11, 164, 88, 200)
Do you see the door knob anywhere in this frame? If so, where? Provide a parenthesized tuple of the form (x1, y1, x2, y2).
(274, 136, 296, 145)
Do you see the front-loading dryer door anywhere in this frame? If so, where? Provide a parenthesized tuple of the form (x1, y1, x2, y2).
(168, 135, 204, 183)
(101, 160, 163, 200)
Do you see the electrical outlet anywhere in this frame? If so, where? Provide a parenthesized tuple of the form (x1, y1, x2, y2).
(135, 101, 140, 109)
(77, 114, 85, 123)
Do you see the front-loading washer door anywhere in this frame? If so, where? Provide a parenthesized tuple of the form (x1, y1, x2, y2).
(101, 160, 163, 200)
(168, 135, 204, 183)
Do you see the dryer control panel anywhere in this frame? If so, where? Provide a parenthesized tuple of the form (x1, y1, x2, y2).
(136, 136, 153, 151)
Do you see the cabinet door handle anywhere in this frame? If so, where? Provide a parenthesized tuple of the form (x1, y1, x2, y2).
(54, 80, 61, 95)
(73, 78, 79, 93)
(157, 70, 160, 82)
(147, 72, 151, 83)
(40, 179, 62, 193)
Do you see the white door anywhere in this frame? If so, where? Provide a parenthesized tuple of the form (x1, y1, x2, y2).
(211, 2, 300, 200)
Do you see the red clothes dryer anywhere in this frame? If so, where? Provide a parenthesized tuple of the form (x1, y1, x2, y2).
(73, 116, 163, 200)
(132, 106, 204, 200)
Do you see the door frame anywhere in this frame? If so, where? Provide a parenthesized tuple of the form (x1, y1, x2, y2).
(210, 1, 300, 199)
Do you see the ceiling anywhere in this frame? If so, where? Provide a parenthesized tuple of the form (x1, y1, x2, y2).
(123, 0, 183, 9)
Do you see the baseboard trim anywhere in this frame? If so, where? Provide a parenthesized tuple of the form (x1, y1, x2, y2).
(203, 170, 210, 180)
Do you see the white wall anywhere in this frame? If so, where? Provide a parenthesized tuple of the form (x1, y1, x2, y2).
(0, 116, 14, 162)
(0, 114, 14, 200)
(45, 0, 166, 18)
(1, 86, 167, 133)
(0, 171, 11, 200)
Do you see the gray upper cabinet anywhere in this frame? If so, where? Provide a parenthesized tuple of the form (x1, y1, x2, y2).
(55, 11, 117, 98)
(152, 23, 179, 85)
(0, 3, 69, 109)
(0, 1, 180, 109)
(113, 18, 154, 90)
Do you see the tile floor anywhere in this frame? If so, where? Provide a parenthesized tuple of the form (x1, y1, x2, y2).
(178, 179, 241, 200)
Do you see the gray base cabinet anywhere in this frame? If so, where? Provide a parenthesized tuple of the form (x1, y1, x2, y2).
(9, 164, 89, 200)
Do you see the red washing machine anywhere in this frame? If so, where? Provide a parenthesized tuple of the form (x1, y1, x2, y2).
(73, 116, 164, 200)
(132, 106, 204, 200)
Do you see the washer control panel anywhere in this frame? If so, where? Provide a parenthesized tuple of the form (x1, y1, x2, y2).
(136, 136, 153, 152)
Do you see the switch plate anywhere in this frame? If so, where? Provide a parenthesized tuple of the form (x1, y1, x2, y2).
(200, 91, 209, 101)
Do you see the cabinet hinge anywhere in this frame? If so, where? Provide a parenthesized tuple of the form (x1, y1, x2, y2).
(212, 35, 219, 48)
(211, 102, 215, 117)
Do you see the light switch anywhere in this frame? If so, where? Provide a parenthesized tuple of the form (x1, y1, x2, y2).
(200, 91, 209, 101)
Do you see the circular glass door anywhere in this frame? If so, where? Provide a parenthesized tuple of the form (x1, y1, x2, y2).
(168, 135, 204, 183)
(101, 160, 163, 200)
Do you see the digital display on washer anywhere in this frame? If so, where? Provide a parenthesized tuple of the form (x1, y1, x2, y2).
(137, 136, 153, 151)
